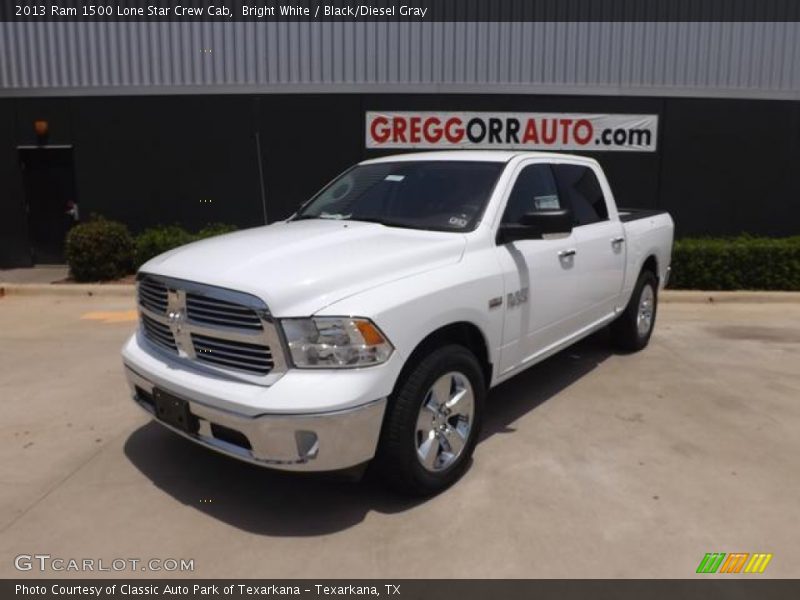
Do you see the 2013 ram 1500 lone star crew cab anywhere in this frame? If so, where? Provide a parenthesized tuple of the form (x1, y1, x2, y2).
(122, 151, 674, 495)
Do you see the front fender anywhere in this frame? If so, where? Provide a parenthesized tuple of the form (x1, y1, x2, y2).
(317, 255, 504, 388)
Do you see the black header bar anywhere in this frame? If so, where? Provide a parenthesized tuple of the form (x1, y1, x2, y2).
(4, 0, 800, 23)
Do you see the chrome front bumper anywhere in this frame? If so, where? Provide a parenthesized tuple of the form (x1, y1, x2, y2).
(125, 365, 387, 472)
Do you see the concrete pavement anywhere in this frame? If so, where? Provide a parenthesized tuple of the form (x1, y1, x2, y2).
(0, 295, 798, 578)
(0, 266, 69, 284)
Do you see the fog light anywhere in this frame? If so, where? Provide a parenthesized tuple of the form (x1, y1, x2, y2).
(295, 431, 319, 460)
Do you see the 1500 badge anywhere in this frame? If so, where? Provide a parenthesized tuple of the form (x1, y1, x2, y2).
(507, 288, 529, 308)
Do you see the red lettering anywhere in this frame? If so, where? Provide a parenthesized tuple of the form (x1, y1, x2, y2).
(444, 117, 464, 144)
(541, 119, 557, 144)
(574, 119, 593, 145)
(392, 117, 407, 143)
(559, 119, 573, 144)
(424, 117, 443, 143)
(522, 119, 539, 143)
(409, 117, 422, 143)
(370, 116, 390, 144)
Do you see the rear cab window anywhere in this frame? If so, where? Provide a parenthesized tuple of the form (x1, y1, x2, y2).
(552, 164, 608, 226)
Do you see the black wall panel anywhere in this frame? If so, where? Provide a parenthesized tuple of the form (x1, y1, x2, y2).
(258, 95, 363, 221)
(0, 99, 32, 268)
(659, 98, 800, 237)
(71, 95, 264, 234)
(2, 92, 800, 269)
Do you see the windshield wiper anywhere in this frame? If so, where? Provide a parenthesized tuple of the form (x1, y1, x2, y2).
(292, 213, 351, 222)
(293, 214, 420, 229)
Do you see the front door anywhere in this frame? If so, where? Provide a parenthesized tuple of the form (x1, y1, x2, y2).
(19, 147, 78, 264)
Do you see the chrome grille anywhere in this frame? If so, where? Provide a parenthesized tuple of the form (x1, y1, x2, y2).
(192, 333, 274, 375)
(141, 313, 177, 352)
(136, 274, 287, 385)
(186, 293, 262, 330)
(138, 277, 168, 314)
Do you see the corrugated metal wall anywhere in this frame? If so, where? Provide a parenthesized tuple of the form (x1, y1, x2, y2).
(2, 21, 800, 98)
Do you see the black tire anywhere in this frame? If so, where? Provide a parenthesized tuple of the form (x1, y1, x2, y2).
(611, 270, 659, 352)
(375, 344, 485, 496)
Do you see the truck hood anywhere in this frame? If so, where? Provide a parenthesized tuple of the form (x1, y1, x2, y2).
(141, 219, 467, 316)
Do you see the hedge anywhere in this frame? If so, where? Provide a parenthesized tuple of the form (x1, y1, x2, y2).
(65, 217, 135, 282)
(66, 219, 238, 280)
(66, 223, 800, 289)
(669, 236, 800, 290)
(133, 225, 196, 269)
(196, 222, 238, 239)
(134, 223, 238, 269)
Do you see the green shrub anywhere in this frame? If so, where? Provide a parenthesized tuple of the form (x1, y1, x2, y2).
(196, 222, 238, 239)
(134, 223, 238, 268)
(65, 217, 135, 282)
(133, 225, 195, 269)
(669, 236, 800, 290)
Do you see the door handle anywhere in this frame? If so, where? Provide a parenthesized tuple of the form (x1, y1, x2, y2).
(611, 236, 625, 245)
(558, 249, 577, 258)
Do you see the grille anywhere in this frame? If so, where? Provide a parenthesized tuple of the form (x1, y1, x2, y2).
(136, 274, 286, 383)
(141, 313, 177, 352)
(192, 333, 274, 375)
(186, 293, 262, 330)
(138, 277, 168, 314)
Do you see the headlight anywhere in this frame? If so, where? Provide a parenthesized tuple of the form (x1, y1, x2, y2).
(281, 317, 393, 368)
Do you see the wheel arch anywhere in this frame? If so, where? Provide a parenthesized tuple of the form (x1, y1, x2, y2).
(392, 321, 493, 396)
(641, 254, 659, 282)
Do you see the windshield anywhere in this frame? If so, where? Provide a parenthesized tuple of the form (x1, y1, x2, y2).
(293, 161, 505, 232)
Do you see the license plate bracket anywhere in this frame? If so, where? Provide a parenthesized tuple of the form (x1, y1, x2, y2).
(153, 388, 199, 435)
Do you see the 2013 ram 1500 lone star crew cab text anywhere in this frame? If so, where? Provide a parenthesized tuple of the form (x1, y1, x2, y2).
(122, 151, 674, 495)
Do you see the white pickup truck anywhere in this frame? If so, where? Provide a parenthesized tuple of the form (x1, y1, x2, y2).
(122, 151, 673, 495)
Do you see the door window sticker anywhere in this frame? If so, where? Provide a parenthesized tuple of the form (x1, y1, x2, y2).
(534, 194, 560, 210)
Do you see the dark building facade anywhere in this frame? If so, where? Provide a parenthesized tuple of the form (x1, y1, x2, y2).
(2, 20, 799, 266)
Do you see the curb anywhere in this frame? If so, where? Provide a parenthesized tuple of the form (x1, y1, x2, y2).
(661, 290, 800, 303)
(0, 283, 135, 298)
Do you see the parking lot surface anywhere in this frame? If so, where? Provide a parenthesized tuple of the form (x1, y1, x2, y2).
(0, 294, 798, 578)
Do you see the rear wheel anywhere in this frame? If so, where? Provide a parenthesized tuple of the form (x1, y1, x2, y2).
(611, 270, 658, 352)
(375, 344, 485, 496)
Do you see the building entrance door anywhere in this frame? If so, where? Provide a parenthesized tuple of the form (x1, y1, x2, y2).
(19, 147, 78, 264)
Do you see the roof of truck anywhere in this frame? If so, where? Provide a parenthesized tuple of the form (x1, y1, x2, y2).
(360, 150, 590, 164)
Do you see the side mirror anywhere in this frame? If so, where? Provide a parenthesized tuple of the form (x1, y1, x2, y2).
(498, 209, 573, 243)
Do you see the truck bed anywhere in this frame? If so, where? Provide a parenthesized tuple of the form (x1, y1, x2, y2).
(618, 208, 670, 223)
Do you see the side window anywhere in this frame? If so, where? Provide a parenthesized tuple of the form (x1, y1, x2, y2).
(501, 164, 561, 225)
(552, 164, 608, 226)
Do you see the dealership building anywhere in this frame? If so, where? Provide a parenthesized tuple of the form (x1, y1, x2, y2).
(2, 16, 800, 266)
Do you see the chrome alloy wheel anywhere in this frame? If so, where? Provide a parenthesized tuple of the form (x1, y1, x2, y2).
(636, 284, 655, 337)
(415, 371, 475, 472)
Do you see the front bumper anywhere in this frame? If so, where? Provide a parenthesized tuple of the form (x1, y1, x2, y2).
(124, 362, 388, 472)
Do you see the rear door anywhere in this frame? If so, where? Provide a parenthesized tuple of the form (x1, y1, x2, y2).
(495, 161, 584, 374)
(552, 162, 626, 325)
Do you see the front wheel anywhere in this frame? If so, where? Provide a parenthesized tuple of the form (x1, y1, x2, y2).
(375, 344, 485, 496)
(611, 270, 659, 352)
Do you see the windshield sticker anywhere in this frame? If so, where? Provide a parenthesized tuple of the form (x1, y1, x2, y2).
(449, 216, 468, 228)
(384, 174, 405, 182)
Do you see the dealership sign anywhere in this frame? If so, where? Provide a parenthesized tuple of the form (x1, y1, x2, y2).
(366, 111, 658, 152)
